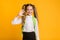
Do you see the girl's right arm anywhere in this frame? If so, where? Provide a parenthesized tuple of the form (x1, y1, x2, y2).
(11, 9, 25, 25)
(11, 15, 22, 25)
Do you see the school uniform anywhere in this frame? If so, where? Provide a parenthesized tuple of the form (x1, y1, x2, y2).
(11, 15, 39, 40)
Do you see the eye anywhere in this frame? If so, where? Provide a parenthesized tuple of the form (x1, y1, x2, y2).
(27, 9, 29, 10)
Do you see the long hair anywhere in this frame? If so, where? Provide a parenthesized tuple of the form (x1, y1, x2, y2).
(22, 4, 39, 26)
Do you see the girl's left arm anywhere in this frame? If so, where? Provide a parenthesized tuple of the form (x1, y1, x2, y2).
(35, 18, 40, 40)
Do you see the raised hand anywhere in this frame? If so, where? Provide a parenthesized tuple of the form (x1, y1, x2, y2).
(18, 9, 25, 16)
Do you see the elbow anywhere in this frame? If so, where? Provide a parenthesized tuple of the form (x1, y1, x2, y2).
(11, 20, 15, 25)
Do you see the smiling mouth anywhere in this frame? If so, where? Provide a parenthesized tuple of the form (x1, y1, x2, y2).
(27, 13, 31, 15)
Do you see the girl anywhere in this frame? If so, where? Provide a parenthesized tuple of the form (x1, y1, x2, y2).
(11, 4, 40, 40)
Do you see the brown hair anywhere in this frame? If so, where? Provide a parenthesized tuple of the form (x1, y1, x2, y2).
(22, 4, 39, 26)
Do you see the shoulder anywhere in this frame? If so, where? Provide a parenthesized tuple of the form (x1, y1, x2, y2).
(33, 16, 38, 22)
(32, 16, 37, 20)
(34, 17, 38, 23)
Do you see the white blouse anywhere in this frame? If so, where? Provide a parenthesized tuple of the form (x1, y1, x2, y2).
(22, 15, 35, 32)
(11, 15, 40, 40)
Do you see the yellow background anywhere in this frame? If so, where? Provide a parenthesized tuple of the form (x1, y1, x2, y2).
(0, 0, 60, 40)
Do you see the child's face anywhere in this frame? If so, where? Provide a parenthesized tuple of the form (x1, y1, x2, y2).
(26, 6, 34, 15)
